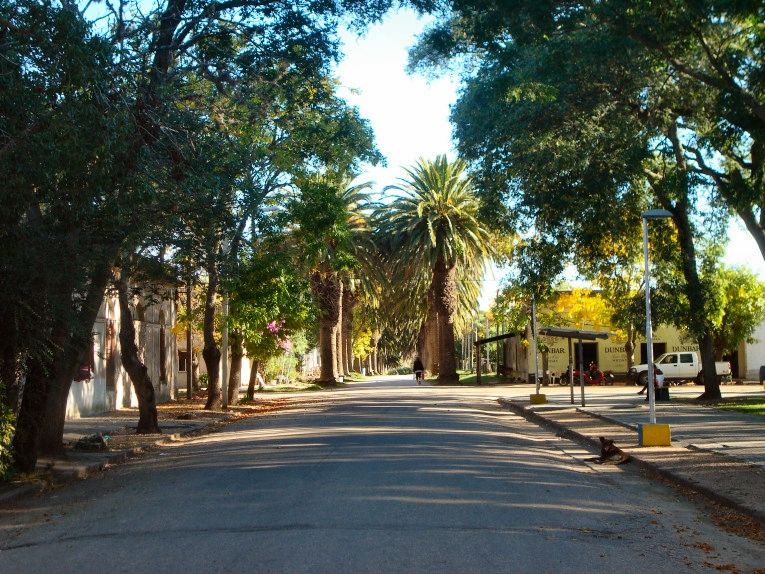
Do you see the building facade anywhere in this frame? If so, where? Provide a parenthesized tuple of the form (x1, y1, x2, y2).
(66, 289, 178, 418)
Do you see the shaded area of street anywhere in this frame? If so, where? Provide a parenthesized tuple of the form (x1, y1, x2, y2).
(1, 376, 762, 573)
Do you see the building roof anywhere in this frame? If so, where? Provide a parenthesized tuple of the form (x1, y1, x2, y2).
(538, 327, 610, 340)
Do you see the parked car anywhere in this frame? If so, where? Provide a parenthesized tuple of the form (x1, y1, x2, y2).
(628, 351, 731, 385)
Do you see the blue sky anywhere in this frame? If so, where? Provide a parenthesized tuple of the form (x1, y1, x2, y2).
(334, 9, 765, 309)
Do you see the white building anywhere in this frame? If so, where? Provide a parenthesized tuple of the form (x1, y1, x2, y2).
(66, 289, 178, 418)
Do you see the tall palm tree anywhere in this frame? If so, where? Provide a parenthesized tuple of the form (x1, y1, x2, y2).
(294, 175, 374, 383)
(382, 156, 494, 383)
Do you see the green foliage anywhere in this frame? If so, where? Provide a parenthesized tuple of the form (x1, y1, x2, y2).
(352, 320, 375, 360)
(228, 242, 312, 363)
(0, 383, 13, 478)
(388, 366, 413, 375)
(377, 156, 493, 337)
(382, 156, 495, 273)
(411, 0, 755, 386)
(704, 266, 765, 358)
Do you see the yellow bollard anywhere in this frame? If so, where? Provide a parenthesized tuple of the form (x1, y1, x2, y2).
(638, 423, 671, 446)
(530, 393, 547, 405)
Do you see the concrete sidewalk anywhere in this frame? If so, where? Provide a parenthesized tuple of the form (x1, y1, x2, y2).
(498, 383, 765, 526)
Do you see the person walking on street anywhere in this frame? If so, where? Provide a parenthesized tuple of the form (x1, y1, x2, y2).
(413, 356, 425, 384)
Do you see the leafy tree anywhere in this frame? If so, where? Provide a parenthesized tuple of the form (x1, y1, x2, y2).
(227, 243, 312, 402)
(413, 0, 765, 257)
(3, 2, 137, 469)
(4, 0, 407, 469)
(411, 0, 735, 398)
(704, 266, 765, 360)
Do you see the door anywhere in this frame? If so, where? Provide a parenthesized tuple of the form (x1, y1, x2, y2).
(574, 342, 598, 370)
(722, 350, 739, 379)
(639, 342, 666, 364)
(657, 352, 682, 378)
(678, 352, 698, 378)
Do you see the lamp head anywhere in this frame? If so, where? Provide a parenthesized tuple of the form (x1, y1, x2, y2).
(642, 208, 673, 219)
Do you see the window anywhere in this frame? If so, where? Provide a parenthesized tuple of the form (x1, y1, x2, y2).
(680, 353, 694, 364)
(178, 350, 189, 373)
(74, 333, 95, 382)
(660, 354, 677, 364)
(105, 321, 116, 391)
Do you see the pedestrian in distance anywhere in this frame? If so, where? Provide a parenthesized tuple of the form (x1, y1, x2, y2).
(413, 356, 425, 385)
(638, 365, 664, 397)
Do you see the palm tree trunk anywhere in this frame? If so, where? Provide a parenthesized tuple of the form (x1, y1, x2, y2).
(423, 286, 439, 375)
(342, 287, 354, 375)
(434, 258, 459, 383)
(311, 271, 341, 383)
(319, 317, 338, 382)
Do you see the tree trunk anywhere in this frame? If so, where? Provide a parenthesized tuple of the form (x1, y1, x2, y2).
(672, 205, 720, 399)
(624, 324, 636, 372)
(228, 329, 243, 406)
(191, 350, 199, 393)
(434, 258, 459, 383)
(310, 271, 342, 384)
(662, 124, 720, 399)
(185, 273, 193, 399)
(37, 260, 114, 456)
(11, 354, 49, 472)
(319, 317, 338, 382)
(203, 254, 222, 409)
(697, 333, 721, 399)
(246, 359, 261, 401)
(342, 286, 355, 375)
(370, 330, 381, 375)
(116, 272, 160, 434)
(334, 325, 342, 379)
(541, 350, 549, 383)
(423, 287, 439, 375)
(416, 322, 426, 358)
(335, 282, 344, 377)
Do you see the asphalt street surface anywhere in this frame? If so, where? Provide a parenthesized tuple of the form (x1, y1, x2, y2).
(1, 376, 762, 573)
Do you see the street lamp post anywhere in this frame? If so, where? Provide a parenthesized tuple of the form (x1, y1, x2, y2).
(642, 208, 672, 425)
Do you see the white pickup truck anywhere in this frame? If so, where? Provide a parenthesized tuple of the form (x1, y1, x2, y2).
(628, 351, 732, 385)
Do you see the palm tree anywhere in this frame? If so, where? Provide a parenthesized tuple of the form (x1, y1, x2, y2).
(293, 175, 374, 383)
(382, 156, 494, 383)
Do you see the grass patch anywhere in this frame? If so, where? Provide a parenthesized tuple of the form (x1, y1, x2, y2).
(425, 370, 509, 385)
(343, 372, 371, 382)
(454, 373, 504, 385)
(711, 397, 765, 416)
(257, 381, 325, 393)
(673, 395, 765, 416)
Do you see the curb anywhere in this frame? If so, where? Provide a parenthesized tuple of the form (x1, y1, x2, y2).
(0, 419, 240, 505)
(497, 398, 765, 527)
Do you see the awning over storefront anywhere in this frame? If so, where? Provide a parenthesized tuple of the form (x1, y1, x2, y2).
(538, 327, 611, 406)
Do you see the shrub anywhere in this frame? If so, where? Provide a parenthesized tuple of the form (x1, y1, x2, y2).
(388, 366, 412, 375)
(0, 384, 14, 478)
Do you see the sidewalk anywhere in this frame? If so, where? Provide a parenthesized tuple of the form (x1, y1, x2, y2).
(497, 383, 765, 527)
(0, 397, 295, 503)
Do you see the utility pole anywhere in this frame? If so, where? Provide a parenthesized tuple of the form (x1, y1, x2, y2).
(186, 273, 192, 400)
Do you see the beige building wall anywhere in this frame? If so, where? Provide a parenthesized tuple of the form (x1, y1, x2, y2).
(66, 289, 177, 419)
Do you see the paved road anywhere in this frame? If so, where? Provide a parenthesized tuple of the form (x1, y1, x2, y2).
(1, 377, 762, 573)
